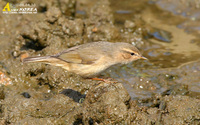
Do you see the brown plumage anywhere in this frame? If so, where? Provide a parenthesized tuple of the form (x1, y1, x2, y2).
(23, 41, 147, 78)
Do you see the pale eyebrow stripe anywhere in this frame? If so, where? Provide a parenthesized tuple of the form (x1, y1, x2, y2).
(122, 48, 138, 54)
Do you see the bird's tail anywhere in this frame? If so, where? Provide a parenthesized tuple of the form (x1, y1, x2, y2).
(23, 56, 53, 63)
(23, 56, 70, 70)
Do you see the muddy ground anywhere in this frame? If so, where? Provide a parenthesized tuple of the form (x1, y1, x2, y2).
(0, 0, 199, 124)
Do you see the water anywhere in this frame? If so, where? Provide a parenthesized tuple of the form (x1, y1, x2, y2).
(104, 0, 200, 101)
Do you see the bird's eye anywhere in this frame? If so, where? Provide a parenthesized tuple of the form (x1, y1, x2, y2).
(130, 53, 135, 56)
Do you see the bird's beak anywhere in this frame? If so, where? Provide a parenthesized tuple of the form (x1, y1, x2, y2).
(140, 56, 148, 60)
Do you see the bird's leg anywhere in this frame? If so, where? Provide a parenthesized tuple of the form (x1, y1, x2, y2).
(91, 77, 106, 81)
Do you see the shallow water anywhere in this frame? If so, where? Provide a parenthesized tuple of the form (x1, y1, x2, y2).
(105, 0, 200, 100)
(111, 0, 200, 67)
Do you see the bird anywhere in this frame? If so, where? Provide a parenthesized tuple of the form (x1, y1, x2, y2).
(23, 41, 147, 78)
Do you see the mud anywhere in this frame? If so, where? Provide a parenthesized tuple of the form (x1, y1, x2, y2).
(0, 0, 199, 124)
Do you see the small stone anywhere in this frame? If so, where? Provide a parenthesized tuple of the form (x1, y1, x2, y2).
(21, 92, 31, 98)
(124, 20, 135, 29)
(147, 107, 158, 114)
(20, 52, 29, 62)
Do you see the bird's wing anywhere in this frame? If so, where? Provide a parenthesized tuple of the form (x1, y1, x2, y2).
(55, 46, 100, 64)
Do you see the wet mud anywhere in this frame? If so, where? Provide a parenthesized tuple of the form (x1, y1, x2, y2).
(0, 0, 199, 124)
